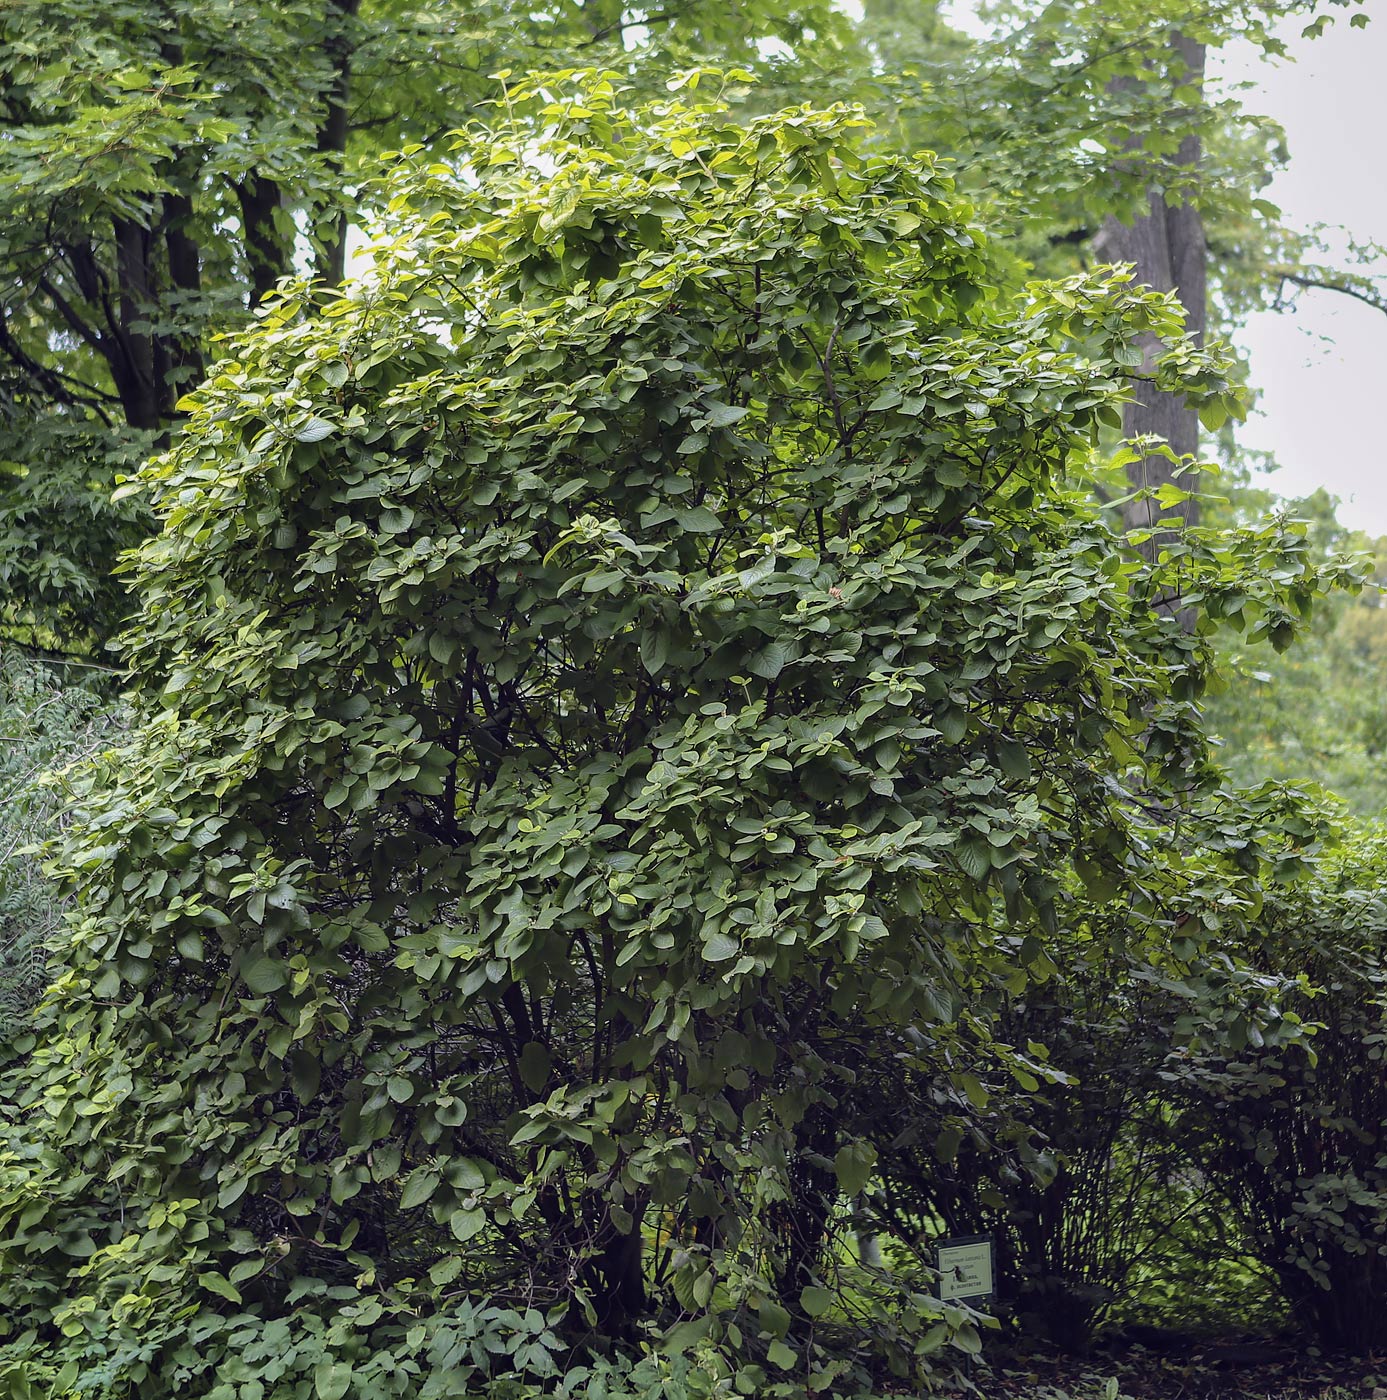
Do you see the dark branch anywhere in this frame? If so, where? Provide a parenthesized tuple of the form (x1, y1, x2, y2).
(1276, 269, 1387, 316)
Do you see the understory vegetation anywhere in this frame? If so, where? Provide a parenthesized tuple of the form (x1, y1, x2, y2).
(0, 659, 122, 1045)
(2, 2, 1387, 1398)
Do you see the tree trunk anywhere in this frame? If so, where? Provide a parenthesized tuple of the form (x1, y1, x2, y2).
(595, 1207, 647, 1337)
(1099, 32, 1206, 629)
(315, 0, 363, 288)
(111, 217, 161, 430)
(161, 189, 205, 406)
(770, 1107, 838, 1314)
(236, 172, 291, 307)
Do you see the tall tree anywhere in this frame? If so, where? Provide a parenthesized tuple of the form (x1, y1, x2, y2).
(0, 0, 1371, 654)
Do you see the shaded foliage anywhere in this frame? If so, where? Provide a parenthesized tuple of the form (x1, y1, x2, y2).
(849, 874, 1317, 1352)
(0, 656, 123, 1044)
(1178, 832, 1387, 1354)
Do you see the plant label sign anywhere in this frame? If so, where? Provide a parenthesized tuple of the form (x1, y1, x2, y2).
(937, 1235, 995, 1302)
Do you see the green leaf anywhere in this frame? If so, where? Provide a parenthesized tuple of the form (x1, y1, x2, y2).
(290, 1048, 320, 1103)
(663, 1315, 713, 1354)
(639, 628, 669, 677)
(756, 1297, 791, 1339)
(800, 1285, 833, 1318)
(748, 639, 794, 680)
(518, 1041, 552, 1093)
(218, 1174, 249, 1209)
(833, 1140, 877, 1196)
(955, 838, 992, 883)
(450, 1208, 485, 1242)
(198, 1273, 242, 1304)
(958, 1072, 989, 1110)
(995, 738, 1031, 781)
(295, 417, 335, 444)
(935, 1124, 965, 1163)
(703, 931, 740, 962)
(676, 505, 722, 532)
(703, 400, 748, 428)
(175, 929, 205, 960)
(399, 1168, 440, 1210)
(239, 949, 286, 995)
(314, 1361, 352, 1400)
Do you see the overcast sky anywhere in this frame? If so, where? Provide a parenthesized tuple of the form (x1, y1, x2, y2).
(1213, 9, 1387, 535)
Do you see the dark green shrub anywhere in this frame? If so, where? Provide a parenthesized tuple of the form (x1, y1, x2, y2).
(0, 75, 1346, 1397)
(1181, 832, 1387, 1353)
(861, 900, 1301, 1350)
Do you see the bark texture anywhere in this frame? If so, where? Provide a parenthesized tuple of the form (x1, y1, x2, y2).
(1098, 32, 1207, 624)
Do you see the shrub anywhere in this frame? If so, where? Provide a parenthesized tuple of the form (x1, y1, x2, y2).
(0, 74, 1348, 1396)
(859, 885, 1311, 1350)
(1181, 830, 1387, 1353)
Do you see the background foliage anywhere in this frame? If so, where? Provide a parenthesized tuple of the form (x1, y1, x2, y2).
(0, 657, 122, 1046)
(1208, 505, 1387, 814)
